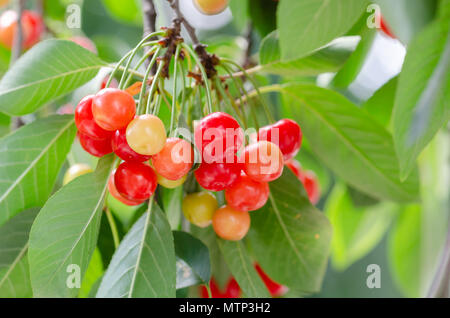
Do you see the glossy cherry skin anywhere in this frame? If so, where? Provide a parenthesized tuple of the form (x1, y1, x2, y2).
(194, 0, 229, 15)
(78, 132, 112, 157)
(286, 160, 320, 204)
(63, 163, 92, 185)
(126, 114, 166, 156)
(157, 173, 187, 189)
(212, 205, 250, 241)
(70, 36, 97, 53)
(151, 137, 194, 181)
(75, 95, 112, 140)
(225, 172, 269, 212)
(111, 128, 151, 163)
(182, 192, 218, 228)
(108, 172, 145, 206)
(242, 141, 284, 183)
(92, 88, 136, 131)
(194, 112, 243, 163)
(258, 119, 302, 161)
(0, 10, 44, 49)
(254, 263, 287, 297)
(200, 277, 241, 298)
(114, 162, 157, 201)
(195, 161, 241, 192)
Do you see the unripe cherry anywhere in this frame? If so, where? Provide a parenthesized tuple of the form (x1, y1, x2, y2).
(114, 162, 157, 201)
(108, 173, 145, 206)
(112, 128, 151, 163)
(63, 163, 92, 185)
(242, 141, 284, 183)
(126, 114, 167, 156)
(258, 119, 302, 161)
(78, 132, 112, 157)
(194, 0, 229, 15)
(92, 88, 136, 131)
(212, 205, 250, 241)
(157, 173, 187, 189)
(194, 160, 241, 192)
(151, 137, 194, 181)
(75, 95, 112, 140)
(225, 172, 269, 212)
(182, 192, 218, 228)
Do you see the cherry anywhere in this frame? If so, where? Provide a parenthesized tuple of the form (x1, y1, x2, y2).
(194, 0, 229, 15)
(114, 162, 157, 201)
(75, 95, 112, 140)
(194, 161, 241, 192)
(182, 192, 218, 228)
(200, 277, 241, 298)
(241, 141, 284, 183)
(92, 88, 136, 131)
(0, 10, 44, 50)
(225, 172, 269, 212)
(78, 132, 112, 157)
(151, 137, 194, 181)
(101, 76, 119, 90)
(70, 36, 97, 54)
(194, 112, 243, 163)
(112, 128, 151, 163)
(212, 205, 250, 241)
(258, 119, 302, 161)
(380, 16, 395, 38)
(63, 163, 92, 185)
(286, 159, 320, 204)
(108, 172, 145, 206)
(126, 114, 167, 156)
(157, 173, 186, 189)
(254, 263, 287, 297)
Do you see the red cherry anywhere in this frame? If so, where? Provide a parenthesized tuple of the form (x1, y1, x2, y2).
(195, 160, 241, 191)
(92, 88, 136, 131)
(225, 172, 269, 212)
(254, 263, 287, 297)
(78, 132, 112, 157)
(151, 137, 194, 181)
(286, 160, 320, 204)
(200, 277, 241, 298)
(112, 128, 151, 163)
(108, 173, 145, 206)
(380, 16, 395, 38)
(258, 119, 302, 161)
(75, 95, 112, 140)
(70, 36, 97, 53)
(242, 141, 284, 183)
(194, 112, 243, 163)
(114, 162, 157, 201)
(0, 10, 44, 50)
(101, 76, 119, 90)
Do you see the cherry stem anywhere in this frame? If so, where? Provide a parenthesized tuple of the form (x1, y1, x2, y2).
(205, 283, 212, 298)
(169, 45, 182, 136)
(138, 46, 162, 114)
(105, 208, 120, 249)
(123, 44, 159, 88)
(146, 61, 165, 114)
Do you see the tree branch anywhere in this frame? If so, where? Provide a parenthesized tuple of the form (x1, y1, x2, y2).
(142, 0, 158, 70)
(166, 0, 200, 45)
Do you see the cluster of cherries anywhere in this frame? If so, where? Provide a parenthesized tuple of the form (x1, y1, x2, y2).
(75, 87, 194, 206)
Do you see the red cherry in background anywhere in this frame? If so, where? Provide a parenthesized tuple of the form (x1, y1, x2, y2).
(151, 137, 194, 181)
(254, 263, 287, 297)
(112, 128, 151, 163)
(286, 159, 320, 204)
(108, 173, 145, 206)
(194, 112, 243, 163)
(78, 132, 112, 157)
(0, 10, 44, 50)
(242, 141, 284, 183)
(200, 277, 241, 298)
(75, 95, 112, 140)
(194, 160, 241, 191)
(258, 119, 302, 161)
(92, 88, 136, 131)
(225, 172, 269, 212)
(114, 162, 157, 202)
(70, 36, 97, 54)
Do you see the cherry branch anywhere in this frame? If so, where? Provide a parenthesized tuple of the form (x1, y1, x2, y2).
(142, 0, 157, 69)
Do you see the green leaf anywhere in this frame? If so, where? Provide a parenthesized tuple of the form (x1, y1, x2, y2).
(79, 248, 103, 298)
(0, 208, 39, 297)
(325, 184, 396, 271)
(0, 40, 105, 116)
(173, 231, 211, 289)
(277, 0, 369, 60)
(0, 113, 10, 138)
(96, 202, 176, 298)
(0, 115, 76, 225)
(249, 0, 278, 37)
(28, 155, 115, 297)
(161, 186, 183, 230)
(248, 169, 332, 294)
(362, 77, 398, 128)
(102, 0, 141, 25)
(228, 0, 249, 32)
(282, 83, 420, 202)
(392, 19, 450, 180)
(259, 31, 357, 77)
(217, 239, 270, 298)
